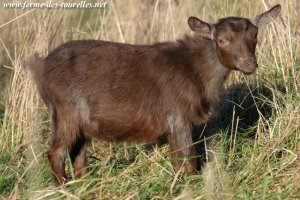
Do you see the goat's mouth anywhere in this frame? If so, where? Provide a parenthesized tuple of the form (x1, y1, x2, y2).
(237, 64, 258, 75)
(235, 57, 258, 75)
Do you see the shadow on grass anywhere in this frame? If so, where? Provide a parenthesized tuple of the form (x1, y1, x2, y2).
(199, 83, 275, 136)
(193, 82, 279, 169)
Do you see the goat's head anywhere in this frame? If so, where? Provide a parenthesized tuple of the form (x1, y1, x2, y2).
(188, 4, 281, 75)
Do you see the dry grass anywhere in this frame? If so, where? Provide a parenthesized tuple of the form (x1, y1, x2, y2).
(0, 0, 299, 199)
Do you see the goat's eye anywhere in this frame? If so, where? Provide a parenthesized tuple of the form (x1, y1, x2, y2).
(217, 38, 228, 46)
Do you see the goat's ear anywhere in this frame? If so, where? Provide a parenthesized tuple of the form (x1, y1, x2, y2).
(188, 17, 214, 40)
(250, 4, 281, 27)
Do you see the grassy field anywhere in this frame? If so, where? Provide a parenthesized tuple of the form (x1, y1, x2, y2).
(0, 0, 299, 199)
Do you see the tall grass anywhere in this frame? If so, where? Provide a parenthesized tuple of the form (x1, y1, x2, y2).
(0, 0, 299, 199)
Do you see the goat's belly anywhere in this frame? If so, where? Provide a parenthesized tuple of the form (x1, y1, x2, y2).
(82, 118, 167, 143)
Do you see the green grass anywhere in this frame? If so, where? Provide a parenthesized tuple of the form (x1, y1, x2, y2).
(0, 153, 16, 197)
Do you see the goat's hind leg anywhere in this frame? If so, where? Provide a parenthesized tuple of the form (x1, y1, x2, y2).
(48, 130, 88, 185)
(47, 133, 68, 185)
(47, 106, 83, 185)
(69, 132, 89, 179)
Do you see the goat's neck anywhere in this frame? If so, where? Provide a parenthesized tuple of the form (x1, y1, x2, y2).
(190, 37, 230, 99)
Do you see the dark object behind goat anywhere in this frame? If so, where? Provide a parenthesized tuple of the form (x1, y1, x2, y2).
(26, 5, 281, 185)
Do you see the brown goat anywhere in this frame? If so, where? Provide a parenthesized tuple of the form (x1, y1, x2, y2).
(26, 5, 281, 185)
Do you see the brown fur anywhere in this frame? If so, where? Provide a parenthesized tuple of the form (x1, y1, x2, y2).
(26, 5, 280, 185)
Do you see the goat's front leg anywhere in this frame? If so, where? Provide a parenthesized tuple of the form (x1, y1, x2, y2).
(167, 123, 196, 175)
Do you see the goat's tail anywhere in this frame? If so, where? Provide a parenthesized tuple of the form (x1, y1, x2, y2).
(25, 54, 45, 84)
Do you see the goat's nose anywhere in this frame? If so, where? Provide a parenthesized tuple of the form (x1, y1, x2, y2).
(245, 58, 257, 67)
